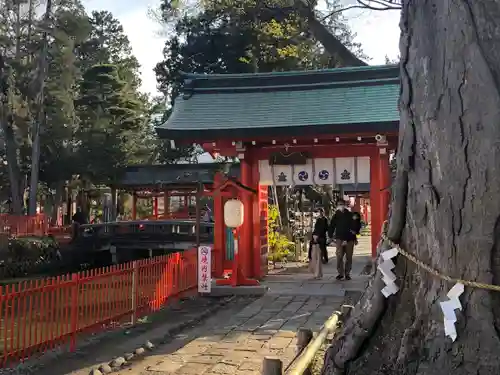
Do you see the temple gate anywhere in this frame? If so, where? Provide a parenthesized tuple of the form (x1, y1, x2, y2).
(157, 64, 399, 281)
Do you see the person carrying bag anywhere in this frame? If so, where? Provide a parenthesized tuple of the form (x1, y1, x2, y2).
(309, 235, 323, 279)
(308, 208, 329, 264)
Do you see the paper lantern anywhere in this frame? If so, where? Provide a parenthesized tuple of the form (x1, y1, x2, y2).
(224, 199, 244, 228)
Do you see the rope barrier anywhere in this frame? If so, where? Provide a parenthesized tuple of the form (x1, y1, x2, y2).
(381, 231, 500, 292)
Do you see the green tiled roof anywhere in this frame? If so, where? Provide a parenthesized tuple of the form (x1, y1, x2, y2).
(157, 65, 400, 140)
(167, 80, 398, 129)
(112, 163, 239, 188)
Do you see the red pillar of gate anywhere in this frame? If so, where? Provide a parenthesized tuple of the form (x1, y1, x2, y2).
(153, 196, 159, 218)
(369, 153, 380, 258)
(257, 185, 269, 279)
(251, 157, 264, 279)
(379, 147, 391, 226)
(212, 172, 224, 278)
(370, 148, 391, 258)
(240, 157, 254, 278)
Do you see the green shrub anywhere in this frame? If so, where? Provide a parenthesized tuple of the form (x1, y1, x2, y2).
(267, 205, 294, 263)
(0, 236, 62, 279)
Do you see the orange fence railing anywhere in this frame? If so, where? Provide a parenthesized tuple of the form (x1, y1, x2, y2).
(46, 225, 73, 244)
(0, 215, 49, 237)
(146, 213, 195, 220)
(0, 213, 210, 240)
(0, 249, 198, 366)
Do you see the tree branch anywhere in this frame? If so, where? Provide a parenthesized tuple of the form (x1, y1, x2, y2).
(319, 0, 401, 22)
(357, 0, 402, 11)
(292, 0, 400, 66)
(293, 0, 366, 66)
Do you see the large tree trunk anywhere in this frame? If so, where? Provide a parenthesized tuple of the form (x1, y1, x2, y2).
(0, 55, 24, 215)
(3, 120, 24, 214)
(28, 0, 52, 215)
(322, 1, 500, 374)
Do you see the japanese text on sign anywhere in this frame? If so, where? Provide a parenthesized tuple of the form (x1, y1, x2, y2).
(198, 246, 212, 293)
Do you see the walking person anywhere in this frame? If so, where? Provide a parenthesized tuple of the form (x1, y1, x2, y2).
(308, 208, 329, 264)
(309, 236, 323, 279)
(328, 200, 362, 281)
(71, 207, 87, 242)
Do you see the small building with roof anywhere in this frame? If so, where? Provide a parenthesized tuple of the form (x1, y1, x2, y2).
(156, 64, 399, 281)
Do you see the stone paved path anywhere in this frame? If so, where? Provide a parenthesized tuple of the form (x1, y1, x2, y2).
(115, 237, 371, 375)
(137, 294, 344, 375)
(263, 235, 371, 298)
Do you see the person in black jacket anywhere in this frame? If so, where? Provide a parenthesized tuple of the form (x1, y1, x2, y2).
(71, 207, 87, 242)
(309, 208, 329, 264)
(72, 207, 87, 225)
(328, 200, 361, 280)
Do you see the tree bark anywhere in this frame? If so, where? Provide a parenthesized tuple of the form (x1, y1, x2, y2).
(322, 1, 500, 374)
(0, 55, 24, 215)
(28, 0, 52, 215)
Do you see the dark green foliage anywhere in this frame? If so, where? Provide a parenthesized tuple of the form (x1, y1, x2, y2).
(155, 0, 365, 104)
(0, 0, 167, 212)
(153, 0, 365, 166)
(75, 64, 148, 182)
(0, 236, 62, 279)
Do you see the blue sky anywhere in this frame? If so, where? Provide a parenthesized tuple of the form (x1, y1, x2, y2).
(82, 0, 400, 95)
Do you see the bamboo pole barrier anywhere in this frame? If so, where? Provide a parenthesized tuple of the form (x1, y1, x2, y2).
(285, 311, 342, 375)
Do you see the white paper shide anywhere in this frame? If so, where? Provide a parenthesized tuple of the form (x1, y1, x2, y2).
(379, 248, 399, 298)
(198, 246, 212, 293)
(439, 282, 464, 342)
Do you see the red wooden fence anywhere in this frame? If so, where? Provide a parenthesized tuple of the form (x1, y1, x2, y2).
(0, 214, 203, 239)
(0, 214, 49, 238)
(0, 249, 198, 366)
